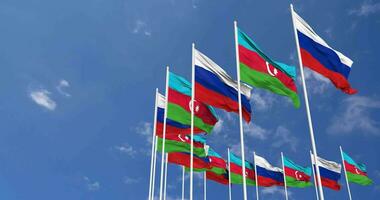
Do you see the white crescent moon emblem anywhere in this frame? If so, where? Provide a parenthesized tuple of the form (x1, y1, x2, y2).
(266, 61, 278, 77)
(188, 100, 200, 113)
(178, 135, 186, 142)
(355, 168, 360, 174)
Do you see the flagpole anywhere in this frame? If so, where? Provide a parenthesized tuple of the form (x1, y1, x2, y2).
(228, 148, 232, 200)
(234, 20, 248, 200)
(204, 171, 207, 200)
(148, 89, 159, 200)
(290, 4, 324, 200)
(310, 151, 320, 200)
(253, 152, 259, 200)
(159, 66, 170, 200)
(182, 166, 185, 200)
(152, 136, 158, 200)
(164, 153, 168, 200)
(340, 146, 353, 200)
(190, 42, 195, 200)
(281, 152, 289, 200)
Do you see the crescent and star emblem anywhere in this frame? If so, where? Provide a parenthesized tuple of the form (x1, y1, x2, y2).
(177, 134, 187, 142)
(295, 171, 303, 181)
(188, 100, 200, 113)
(355, 168, 360, 174)
(266, 61, 278, 77)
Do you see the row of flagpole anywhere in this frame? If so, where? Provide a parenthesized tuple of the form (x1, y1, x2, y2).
(144, 4, 361, 200)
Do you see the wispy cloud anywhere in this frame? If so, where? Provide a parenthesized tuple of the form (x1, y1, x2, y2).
(349, 1, 380, 16)
(251, 90, 276, 111)
(261, 187, 292, 198)
(29, 89, 57, 111)
(271, 126, 299, 152)
(113, 143, 137, 157)
(213, 119, 224, 134)
(300, 68, 330, 94)
(83, 176, 100, 191)
(328, 96, 380, 135)
(123, 176, 141, 184)
(132, 20, 151, 36)
(244, 123, 269, 140)
(136, 122, 153, 143)
(56, 79, 71, 97)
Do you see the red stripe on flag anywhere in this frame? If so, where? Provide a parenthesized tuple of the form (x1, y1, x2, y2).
(155, 122, 204, 136)
(195, 82, 251, 122)
(300, 48, 357, 94)
(238, 45, 297, 92)
(320, 177, 341, 190)
(284, 166, 311, 182)
(257, 176, 284, 187)
(206, 171, 229, 185)
(229, 163, 255, 180)
(168, 88, 218, 125)
(209, 156, 227, 169)
(344, 161, 367, 176)
(168, 152, 210, 169)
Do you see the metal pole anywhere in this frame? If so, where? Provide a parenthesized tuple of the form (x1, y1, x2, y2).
(253, 152, 259, 200)
(281, 152, 289, 200)
(234, 20, 248, 200)
(310, 151, 320, 200)
(190, 43, 195, 200)
(290, 4, 324, 200)
(204, 171, 207, 200)
(163, 153, 168, 200)
(340, 146, 353, 200)
(159, 66, 170, 200)
(148, 89, 159, 200)
(182, 166, 185, 200)
(228, 148, 232, 200)
(152, 136, 158, 200)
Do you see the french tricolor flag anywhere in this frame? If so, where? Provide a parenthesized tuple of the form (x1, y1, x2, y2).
(293, 10, 357, 94)
(194, 49, 252, 122)
(254, 154, 284, 187)
(311, 154, 342, 191)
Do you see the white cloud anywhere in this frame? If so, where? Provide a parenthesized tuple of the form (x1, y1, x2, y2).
(251, 90, 276, 111)
(271, 126, 299, 152)
(29, 89, 57, 111)
(56, 79, 71, 97)
(136, 122, 153, 143)
(124, 176, 141, 184)
(83, 176, 100, 191)
(132, 20, 151, 36)
(349, 1, 380, 16)
(328, 96, 380, 135)
(300, 68, 330, 94)
(261, 187, 292, 198)
(244, 123, 269, 140)
(114, 143, 137, 157)
(213, 119, 224, 134)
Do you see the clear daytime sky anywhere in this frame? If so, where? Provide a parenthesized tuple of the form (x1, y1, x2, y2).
(0, 0, 379, 199)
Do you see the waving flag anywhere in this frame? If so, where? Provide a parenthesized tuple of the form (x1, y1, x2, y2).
(292, 10, 357, 94)
(168, 72, 218, 134)
(156, 134, 208, 157)
(168, 152, 210, 171)
(342, 151, 373, 186)
(311, 154, 342, 190)
(207, 148, 227, 175)
(206, 171, 229, 185)
(237, 28, 300, 108)
(254, 154, 284, 187)
(194, 49, 252, 122)
(156, 92, 203, 136)
(229, 152, 256, 186)
(283, 156, 312, 188)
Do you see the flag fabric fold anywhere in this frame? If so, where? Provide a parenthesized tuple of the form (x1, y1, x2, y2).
(229, 152, 256, 186)
(167, 72, 218, 134)
(283, 156, 312, 188)
(237, 28, 300, 108)
(342, 151, 373, 186)
(194, 49, 252, 122)
(254, 154, 284, 187)
(311, 154, 342, 190)
(292, 10, 357, 94)
(156, 134, 208, 157)
(168, 152, 210, 171)
(207, 148, 227, 175)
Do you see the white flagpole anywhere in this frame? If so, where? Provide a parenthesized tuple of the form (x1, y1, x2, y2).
(182, 166, 185, 200)
(290, 4, 324, 200)
(253, 152, 259, 200)
(148, 89, 159, 200)
(340, 146, 353, 200)
(190, 43, 195, 200)
(164, 153, 168, 200)
(228, 148, 232, 200)
(159, 66, 170, 200)
(310, 151, 320, 200)
(281, 152, 289, 200)
(234, 20, 248, 200)
(204, 171, 207, 200)
(152, 136, 158, 200)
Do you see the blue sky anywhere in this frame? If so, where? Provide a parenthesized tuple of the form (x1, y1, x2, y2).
(0, 0, 379, 199)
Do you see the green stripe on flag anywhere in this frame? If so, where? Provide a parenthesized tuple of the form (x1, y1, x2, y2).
(347, 172, 373, 186)
(230, 173, 256, 186)
(240, 63, 300, 108)
(167, 103, 214, 133)
(156, 137, 206, 157)
(285, 176, 312, 188)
